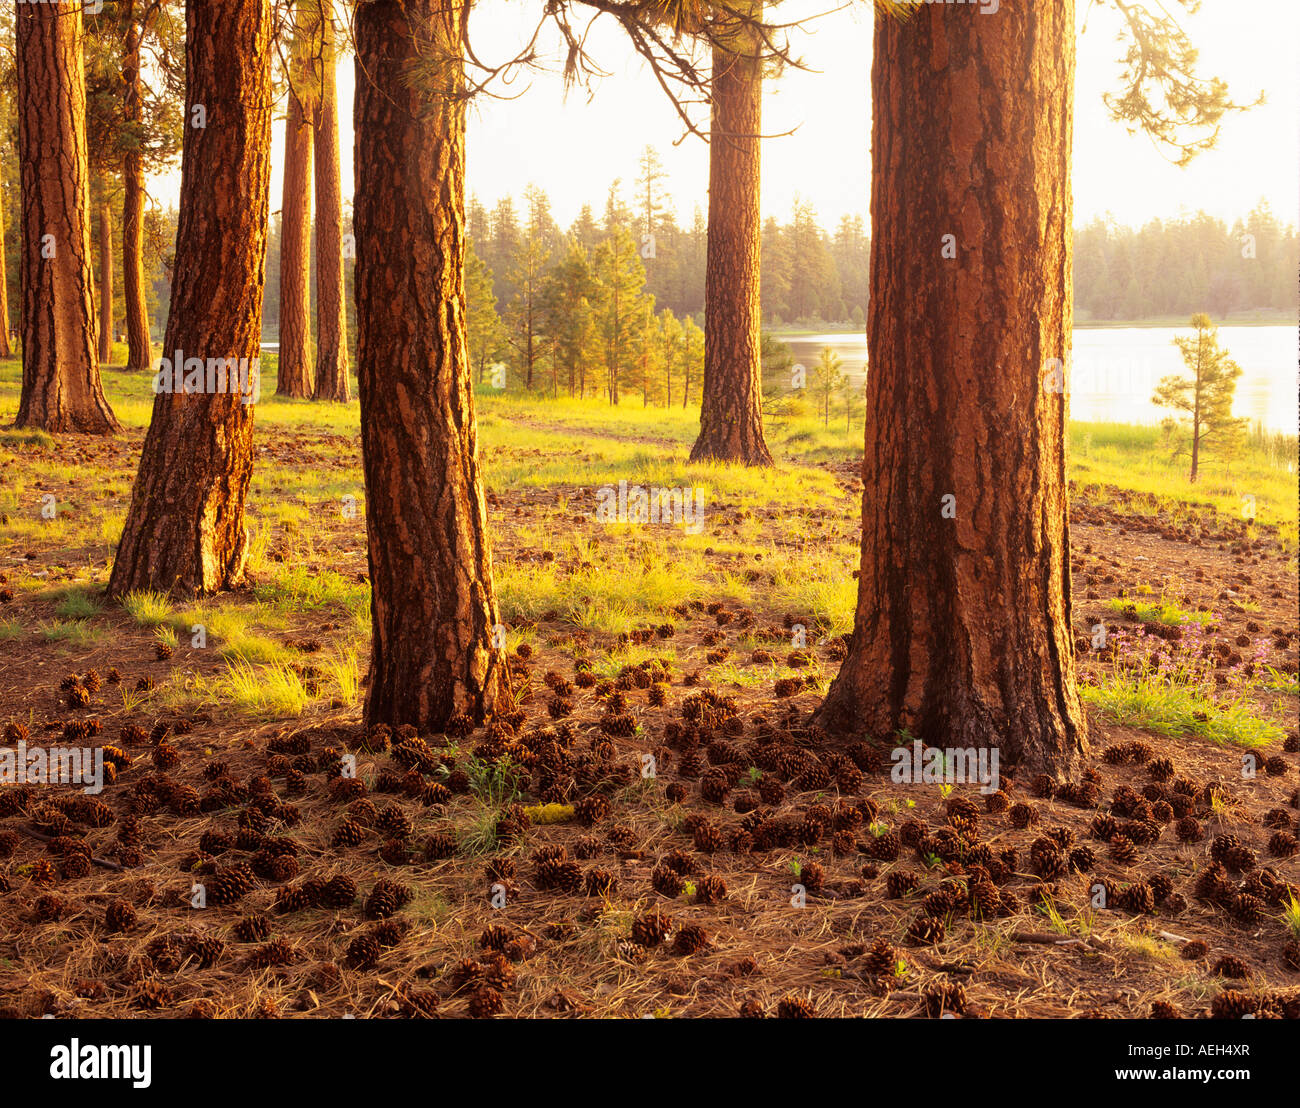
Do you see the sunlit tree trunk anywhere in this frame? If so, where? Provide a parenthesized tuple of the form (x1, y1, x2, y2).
(15, 2, 119, 433)
(97, 189, 113, 364)
(690, 6, 772, 466)
(311, 0, 349, 401)
(276, 0, 313, 399)
(108, 0, 273, 597)
(122, 0, 152, 373)
(816, 2, 1086, 777)
(354, 0, 512, 731)
(0, 161, 11, 360)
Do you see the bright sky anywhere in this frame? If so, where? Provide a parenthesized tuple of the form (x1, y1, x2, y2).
(160, 0, 1300, 232)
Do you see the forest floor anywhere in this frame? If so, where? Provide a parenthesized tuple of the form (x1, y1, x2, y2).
(0, 357, 1297, 1019)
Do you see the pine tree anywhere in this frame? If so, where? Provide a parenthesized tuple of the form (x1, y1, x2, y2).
(310, 0, 350, 401)
(541, 237, 597, 398)
(812, 346, 844, 428)
(15, 0, 120, 433)
(690, 4, 772, 466)
(353, 0, 512, 730)
(504, 194, 551, 389)
(1153, 313, 1247, 482)
(466, 241, 504, 385)
(658, 308, 682, 408)
(680, 314, 704, 410)
(592, 226, 650, 406)
(817, 1, 1086, 777)
(276, 0, 314, 398)
(108, 0, 274, 595)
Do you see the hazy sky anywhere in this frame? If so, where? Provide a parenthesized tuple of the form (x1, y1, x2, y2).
(161, 0, 1300, 232)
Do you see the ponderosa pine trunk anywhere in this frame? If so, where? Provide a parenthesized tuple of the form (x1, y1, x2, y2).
(689, 9, 771, 467)
(0, 164, 11, 359)
(97, 190, 113, 364)
(354, 0, 511, 731)
(121, 0, 152, 373)
(276, 2, 313, 399)
(15, 2, 119, 433)
(108, 0, 273, 597)
(815, 2, 1086, 777)
(311, 0, 349, 401)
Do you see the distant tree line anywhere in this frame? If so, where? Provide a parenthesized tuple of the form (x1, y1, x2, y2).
(1074, 203, 1297, 321)
(8, 146, 1291, 371)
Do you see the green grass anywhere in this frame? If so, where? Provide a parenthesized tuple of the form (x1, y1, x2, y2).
(121, 590, 174, 628)
(1261, 666, 1300, 695)
(1283, 895, 1300, 940)
(1070, 421, 1298, 543)
(495, 551, 701, 633)
(1104, 597, 1215, 628)
(50, 585, 103, 620)
(251, 564, 368, 612)
(37, 620, 107, 648)
(173, 658, 311, 717)
(1081, 674, 1283, 748)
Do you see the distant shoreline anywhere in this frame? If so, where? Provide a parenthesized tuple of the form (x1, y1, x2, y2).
(768, 315, 1297, 337)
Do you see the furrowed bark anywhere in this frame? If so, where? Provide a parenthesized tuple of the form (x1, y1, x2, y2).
(277, 1, 314, 399)
(816, 2, 1086, 777)
(311, 0, 350, 401)
(122, 0, 152, 373)
(690, 7, 772, 467)
(98, 190, 113, 365)
(15, 1, 120, 434)
(108, 0, 274, 598)
(354, 0, 511, 731)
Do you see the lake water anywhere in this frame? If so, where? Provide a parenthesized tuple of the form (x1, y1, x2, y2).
(783, 326, 1298, 434)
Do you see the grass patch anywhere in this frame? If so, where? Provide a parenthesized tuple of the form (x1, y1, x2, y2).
(177, 659, 311, 717)
(37, 620, 107, 647)
(1283, 895, 1300, 940)
(218, 634, 294, 665)
(1081, 674, 1283, 747)
(1104, 597, 1214, 627)
(121, 590, 174, 628)
(51, 586, 103, 620)
(326, 650, 360, 705)
(1261, 666, 1300, 695)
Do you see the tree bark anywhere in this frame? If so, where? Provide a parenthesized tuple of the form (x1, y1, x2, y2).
(14, 2, 120, 434)
(311, 0, 349, 401)
(97, 190, 113, 364)
(690, 10, 772, 467)
(815, 3, 1086, 777)
(0, 162, 11, 359)
(108, 0, 273, 598)
(121, 0, 152, 373)
(354, 0, 512, 732)
(276, 3, 313, 399)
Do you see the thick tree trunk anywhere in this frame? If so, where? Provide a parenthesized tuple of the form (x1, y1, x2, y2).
(97, 191, 113, 364)
(122, 1, 152, 373)
(311, 0, 349, 401)
(690, 12, 771, 467)
(276, 6, 313, 399)
(354, 0, 512, 732)
(15, 2, 120, 434)
(108, 0, 273, 598)
(816, 3, 1086, 777)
